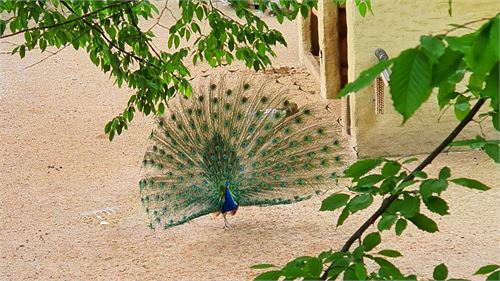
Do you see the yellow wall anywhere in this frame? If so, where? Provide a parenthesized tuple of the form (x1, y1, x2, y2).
(346, 0, 499, 157)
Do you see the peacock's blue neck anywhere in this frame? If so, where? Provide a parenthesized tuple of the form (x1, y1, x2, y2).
(221, 186, 238, 213)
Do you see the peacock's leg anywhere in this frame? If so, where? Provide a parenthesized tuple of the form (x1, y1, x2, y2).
(222, 213, 232, 229)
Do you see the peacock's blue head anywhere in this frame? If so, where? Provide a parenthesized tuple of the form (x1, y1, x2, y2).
(225, 180, 230, 188)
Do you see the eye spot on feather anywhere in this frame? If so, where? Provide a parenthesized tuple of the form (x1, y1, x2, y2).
(236, 112, 243, 121)
(211, 112, 218, 120)
(186, 108, 193, 115)
(260, 96, 269, 103)
(297, 179, 306, 185)
(170, 114, 176, 121)
(317, 128, 325, 135)
(283, 100, 290, 106)
(211, 97, 219, 104)
(283, 127, 291, 134)
(198, 95, 205, 102)
(333, 140, 340, 146)
(243, 83, 251, 90)
(273, 111, 282, 119)
(224, 103, 232, 110)
(254, 111, 263, 118)
(241, 96, 249, 104)
(303, 135, 313, 142)
(210, 84, 217, 90)
(226, 89, 233, 96)
(334, 155, 341, 163)
(158, 120, 164, 127)
(195, 109, 203, 116)
(176, 123, 183, 130)
(303, 109, 311, 116)
(272, 137, 281, 144)
(264, 123, 272, 131)
(294, 116, 303, 124)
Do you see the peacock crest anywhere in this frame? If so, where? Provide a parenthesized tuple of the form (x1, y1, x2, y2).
(139, 75, 345, 229)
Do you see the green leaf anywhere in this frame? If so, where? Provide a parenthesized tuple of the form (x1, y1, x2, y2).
(357, 174, 385, 187)
(419, 179, 448, 199)
(438, 167, 451, 180)
(354, 262, 367, 280)
(378, 250, 402, 257)
(254, 270, 281, 280)
(363, 232, 381, 251)
(251, 264, 275, 269)
(424, 196, 449, 215)
(402, 157, 418, 164)
(475, 265, 500, 275)
(389, 48, 432, 122)
(382, 161, 401, 177)
(438, 84, 458, 109)
(483, 61, 499, 111)
(465, 17, 499, 79)
(433, 263, 449, 280)
(420, 35, 445, 62)
(454, 95, 470, 121)
(358, 2, 367, 17)
(377, 214, 398, 231)
(413, 170, 428, 179)
(337, 206, 350, 227)
(306, 258, 323, 277)
(395, 218, 407, 236)
(352, 245, 365, 259)
(409, 213, 439, 233)
(320, 193, 350, 211)
(484, 143, 500, 163)
(450, 136, 487, 148)
(487, 271, 500, 281)
(348, 194, 373, 213)
(19, 45, 26, 58)
(400, 194, 420, 218)
(451, 178, 491, 191)
(344, 159, 382, 179)
(338, 59, 394, 97)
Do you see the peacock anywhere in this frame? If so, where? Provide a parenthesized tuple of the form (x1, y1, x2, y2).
(139, 76, 345, 229)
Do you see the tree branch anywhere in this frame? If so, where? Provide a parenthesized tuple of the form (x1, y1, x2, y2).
(0, 1, 131, 39)
(59, 0, 160, 70)
(321, 98, 487, 279)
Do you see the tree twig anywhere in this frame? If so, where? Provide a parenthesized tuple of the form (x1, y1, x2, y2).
(320, 98, 487, 279)
(0, 1, 131, 39)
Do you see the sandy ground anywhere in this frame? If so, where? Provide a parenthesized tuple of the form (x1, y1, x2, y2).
(1, 2, 499, 280)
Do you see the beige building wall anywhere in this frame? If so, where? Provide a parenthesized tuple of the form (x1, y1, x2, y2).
(345, 0, 499, 157)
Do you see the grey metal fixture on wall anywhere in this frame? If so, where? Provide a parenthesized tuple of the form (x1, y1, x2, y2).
(374, 48, 391, 114)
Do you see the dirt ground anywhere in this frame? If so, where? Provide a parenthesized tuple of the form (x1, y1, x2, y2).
(1, 2, 499, 280)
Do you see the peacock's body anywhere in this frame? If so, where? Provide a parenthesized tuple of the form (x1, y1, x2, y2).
(139, 77, 345, 229)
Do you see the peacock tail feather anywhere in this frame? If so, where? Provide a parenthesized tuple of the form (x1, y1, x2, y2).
(139, 76, 346, 229)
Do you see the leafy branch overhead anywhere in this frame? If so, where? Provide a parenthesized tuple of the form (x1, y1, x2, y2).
(253, 13, 499, 281)
(0, 0, 370, 140)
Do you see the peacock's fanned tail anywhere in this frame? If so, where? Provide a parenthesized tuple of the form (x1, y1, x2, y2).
(139, 76, 346, 229)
